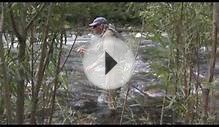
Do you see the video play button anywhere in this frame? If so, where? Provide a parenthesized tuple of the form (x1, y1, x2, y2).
(82, 36, 135, 90)
(105, 51, 117, 75)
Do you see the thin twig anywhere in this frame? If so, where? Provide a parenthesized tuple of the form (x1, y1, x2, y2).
(31, 3, 52, 123)
(43, 32, 78, 96)
(160, 91, 166, 124)
(120, 14, 145, 124)
(120, 85, 130, 124)
(60, 33, 78, 71)
(49, 31, 64, 124)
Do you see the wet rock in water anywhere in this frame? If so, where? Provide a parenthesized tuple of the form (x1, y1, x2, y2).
(97, 93, 108, 104)
(73, 99, 98, 114)
(133, 56, 151, 74)
(95, 108, 121, 124)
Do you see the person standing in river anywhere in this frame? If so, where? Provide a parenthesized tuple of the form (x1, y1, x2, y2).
(77, 17, 124, 113)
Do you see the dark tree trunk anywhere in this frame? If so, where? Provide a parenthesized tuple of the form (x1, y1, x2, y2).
(0, 2, 12, 124)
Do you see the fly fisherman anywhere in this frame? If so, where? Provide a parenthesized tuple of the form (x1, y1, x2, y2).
(77, 17, 124, 114)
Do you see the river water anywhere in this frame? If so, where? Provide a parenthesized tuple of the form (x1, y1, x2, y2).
(4, 31, 219, 124)
(53, 32, 171, 124)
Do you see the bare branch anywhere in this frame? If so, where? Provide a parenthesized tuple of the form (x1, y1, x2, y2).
(60, 33, 78, 71)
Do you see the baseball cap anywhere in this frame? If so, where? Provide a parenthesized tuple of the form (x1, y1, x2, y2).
(89, 17, 108, 27)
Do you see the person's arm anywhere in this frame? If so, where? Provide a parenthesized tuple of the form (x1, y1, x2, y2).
(85, 52, 105, 71)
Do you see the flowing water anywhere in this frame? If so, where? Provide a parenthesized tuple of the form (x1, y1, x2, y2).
(5, 31, 218, 124)
(54, 32, 169, 124)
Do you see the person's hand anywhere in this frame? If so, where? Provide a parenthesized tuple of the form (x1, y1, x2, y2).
(77, 47, 86, 55)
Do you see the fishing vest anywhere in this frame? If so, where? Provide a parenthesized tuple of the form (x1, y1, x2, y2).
(101, 24, 125, 41)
